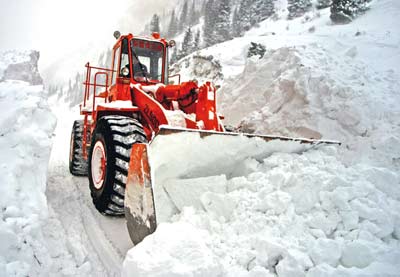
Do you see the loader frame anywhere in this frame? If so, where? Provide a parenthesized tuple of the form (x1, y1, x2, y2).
(79, 34, 169, 159)
(79, 33, 223, 160)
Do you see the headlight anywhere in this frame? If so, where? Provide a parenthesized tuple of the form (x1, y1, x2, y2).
(114, 31, 121, 40)
(121, 67, 129, 77)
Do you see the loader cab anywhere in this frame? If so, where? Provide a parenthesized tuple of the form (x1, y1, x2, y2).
(111, 34, 169, 86)
(108, 33, 173, 102)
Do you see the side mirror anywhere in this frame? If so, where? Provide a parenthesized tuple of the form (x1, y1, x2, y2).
(168, 40, 176, 48)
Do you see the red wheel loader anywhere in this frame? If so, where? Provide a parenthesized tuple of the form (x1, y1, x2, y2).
(69, 31, 340, 245)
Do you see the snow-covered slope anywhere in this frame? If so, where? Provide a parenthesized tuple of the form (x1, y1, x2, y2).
(122, 1, 400, 276)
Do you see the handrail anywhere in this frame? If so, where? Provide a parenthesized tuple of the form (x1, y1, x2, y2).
(84, 64, 91, 106)
(92, 72, 109, 113)
(81, 63, 110, 159)
(83, 62, 112, 111)
(169, 74, 181, 84)
(82, 82, 109, 87)
(85, 62, 116, 72)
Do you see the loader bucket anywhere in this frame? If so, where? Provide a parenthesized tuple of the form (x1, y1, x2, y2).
(124, 126, 340, 245)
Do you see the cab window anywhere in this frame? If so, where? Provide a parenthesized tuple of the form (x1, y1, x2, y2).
(111, 46, 120, 85)
(119, 38, 130, 78)
(131, 39, 164, 83)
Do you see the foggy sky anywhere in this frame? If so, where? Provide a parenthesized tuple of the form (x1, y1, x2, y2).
(0, 0, 179, 66)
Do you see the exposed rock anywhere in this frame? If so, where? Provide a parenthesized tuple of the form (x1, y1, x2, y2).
(1, 51, 43, 85)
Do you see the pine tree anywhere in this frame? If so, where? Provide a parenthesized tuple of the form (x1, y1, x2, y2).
(68, 79, 72, 93)
(232, 7, 241, 37)
(316, 0, 332, 9)
(141, 22, 150, 35)
(203, 0, 216, 47)
(178, 0, 189, 32)
(188, 0, 200, 26)
(287, 0, 312, 19)
(180, 27, 194, 58)
(67, 78, 73, 105)
(330, 0, 369, 23)
(214, 0, 232, 43)
(170, 47, 178, 64)
(105, 49, 112, 68)
(72, 73, 82, 105)
(253, 0, 275, 22)
(167, 10, 178, 37)
(232, 0, 275, 38)
(201, 0, 207, 16)
(150, 14, 161, 33)
(236, 0, 252, 36)
(247, 42, 267, 59)
(98, 52, 105, 67)
(193, 30, 201, 51)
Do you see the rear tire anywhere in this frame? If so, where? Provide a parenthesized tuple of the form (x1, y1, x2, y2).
(69, 120, 88, 176)
(88, 115, 147, 216)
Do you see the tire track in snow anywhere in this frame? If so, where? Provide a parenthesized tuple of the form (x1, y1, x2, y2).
(46, 104, 132, 276)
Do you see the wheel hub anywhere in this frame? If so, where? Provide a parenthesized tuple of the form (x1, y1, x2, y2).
(91, 140, 106, 189)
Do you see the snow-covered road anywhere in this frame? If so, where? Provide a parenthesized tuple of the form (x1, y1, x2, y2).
(46, 104, 132, 276)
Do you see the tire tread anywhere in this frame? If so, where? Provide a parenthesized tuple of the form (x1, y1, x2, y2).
(89, 115, 147, 216)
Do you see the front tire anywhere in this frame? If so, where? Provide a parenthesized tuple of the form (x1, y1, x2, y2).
(88, 116, 147, 216)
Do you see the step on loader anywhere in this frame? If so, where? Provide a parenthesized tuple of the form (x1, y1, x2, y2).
(69, 31, 340, 245)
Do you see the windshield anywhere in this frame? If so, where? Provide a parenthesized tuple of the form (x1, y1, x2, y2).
(131, 39, 165, 83)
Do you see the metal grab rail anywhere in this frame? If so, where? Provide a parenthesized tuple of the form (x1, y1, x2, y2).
(83, 82, 109, 87)
(83, 62, 115, 111)
(86, 64, 115, 72)
(92, 72, 109, 113)
(169, 74, 181, 85)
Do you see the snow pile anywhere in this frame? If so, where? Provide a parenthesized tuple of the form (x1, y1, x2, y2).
(123, 223, 221, 276)
(219, 44, 400, 169)
(124, 147, 400, 276)
(146, 130, 334, 224)
(0, 51, 81, 276)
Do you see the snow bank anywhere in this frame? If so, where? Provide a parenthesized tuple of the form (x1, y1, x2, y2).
(0, 51, 60, 276)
